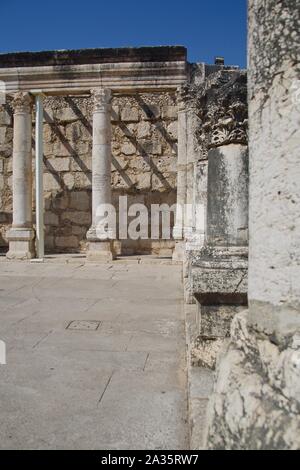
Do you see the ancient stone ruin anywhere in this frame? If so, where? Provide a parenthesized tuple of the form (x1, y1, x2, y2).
(205, 0, 300, 450)
(0, 0, 299, 451)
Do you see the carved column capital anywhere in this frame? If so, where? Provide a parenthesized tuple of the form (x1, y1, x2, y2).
(91, 88, 111, 113)
(13, 92, 33, 114)
(197, 71, 248, 149)
(209, 103, 248, 148)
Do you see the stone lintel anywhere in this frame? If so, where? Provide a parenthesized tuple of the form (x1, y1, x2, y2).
(0, 46, 187, 68)
(0, 49, 187, 94)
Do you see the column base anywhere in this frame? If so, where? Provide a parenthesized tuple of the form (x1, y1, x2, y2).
(190, 245, 248, 369)
(173, 225, 183, 240)
(87, 240, 114, 263)
(172, 240, 186, 262)
(6, 228, 35, 260)
(184, 226, 194, 241)
(191, 245, 248, 302)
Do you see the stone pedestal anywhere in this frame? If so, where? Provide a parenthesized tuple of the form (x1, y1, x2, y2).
(172, 240, 185, 262)
(6, 228, 35, 260)
(191, 140, 249, 368)
(7, 92, 35, 260)
(87, 88, 114, 262)
(87, 240, 113, 262)
(191, 246, 248, 368)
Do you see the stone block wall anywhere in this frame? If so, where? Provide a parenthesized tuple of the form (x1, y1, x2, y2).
(0, 91, 177, 254)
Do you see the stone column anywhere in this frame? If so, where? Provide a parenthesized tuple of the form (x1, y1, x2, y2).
(205, 0, 300, 450)
(206, 143, 248, 248)
(7, 92, 35, 259)
(247, 5, 300, 342)
(173, 87, 187, 261)
(183, 102, 203, 303)
(185, 103, 199, 241)
(87, 88, 114, 262)
(190, 70, 249, 368)
(181, 65, 207, 304)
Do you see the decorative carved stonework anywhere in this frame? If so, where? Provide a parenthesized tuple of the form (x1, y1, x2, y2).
(208, 106, 248, 148)
(197, 70, 248, 149)
(177, 85, 190, 112)
(91, 88, 111, 113)
(13, 92, 33, 114)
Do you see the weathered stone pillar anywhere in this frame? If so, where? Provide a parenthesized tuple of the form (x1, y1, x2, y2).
(181, 64, 207, 304)
(185, 96, 204, 244)
(247, 8, 300, 343)
(206, 143, 248, 248)
(190, 71, 248, 368)
(173, 87, 187, 261)
(183, 101, 203, 303)
(205, 0, 300, 450)
(87, 88, 114, 261)
(7, 92, 35, 259)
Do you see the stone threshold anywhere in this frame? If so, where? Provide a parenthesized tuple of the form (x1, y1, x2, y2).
(0, 253, 182, 266)
(114, 255, 182, 265)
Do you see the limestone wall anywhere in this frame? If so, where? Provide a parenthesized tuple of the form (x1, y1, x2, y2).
(0, 92, 177, 254)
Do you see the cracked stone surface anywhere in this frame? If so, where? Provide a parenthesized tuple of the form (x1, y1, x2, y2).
(206, 311, 300, 450)
(0, 257, 188, 450)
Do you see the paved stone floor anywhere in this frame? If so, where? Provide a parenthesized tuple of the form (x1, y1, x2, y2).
(0, 256, 188, 450)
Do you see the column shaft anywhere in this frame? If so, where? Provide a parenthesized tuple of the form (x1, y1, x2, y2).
(35, 94, 44, 259)
(7, 92, 35, 259)
(92, 113, 111, 223)
(206, 143, 248, 247)
(87, 88, 113, 261)
(173, 88, 187, 261)
(185, 105, 198, 240)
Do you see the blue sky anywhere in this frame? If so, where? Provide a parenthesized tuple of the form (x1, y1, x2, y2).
(0, 0, 247, 67)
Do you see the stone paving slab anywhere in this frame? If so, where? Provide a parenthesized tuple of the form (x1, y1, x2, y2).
(0, 259, 188, 449)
